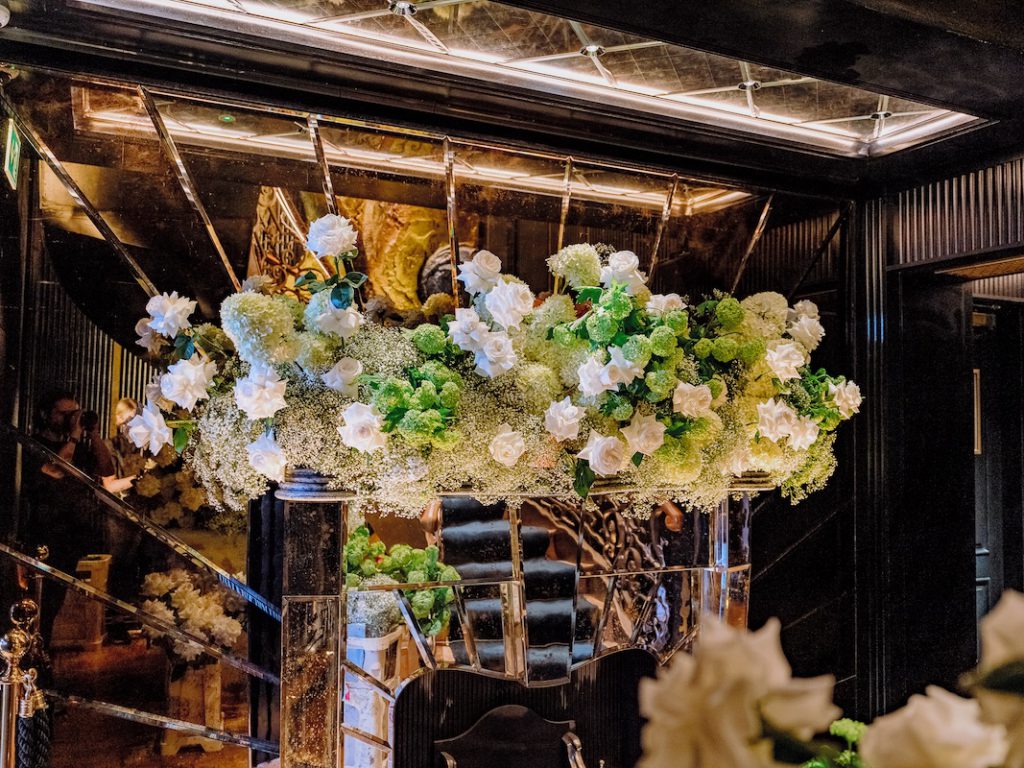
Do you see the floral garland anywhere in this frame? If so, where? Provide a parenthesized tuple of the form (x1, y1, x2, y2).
(126, 215, 861, 518)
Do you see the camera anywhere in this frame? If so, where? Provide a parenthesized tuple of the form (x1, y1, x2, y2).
(81, 410, 100, 433)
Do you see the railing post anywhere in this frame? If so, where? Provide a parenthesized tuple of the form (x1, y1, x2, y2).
(0, 599, 36, 768)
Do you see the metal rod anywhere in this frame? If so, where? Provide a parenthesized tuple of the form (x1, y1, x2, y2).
(341, 724, 392, 753)
(592, 576, 618, 657)
(507, 506, 530, 684)
(443, 137, 461, 307)
(557, 156, 573, 253)
(451, 583, 480, 671)
(648, 174, 679, 282)
(0, 90, 159, 297)
(341, 660, 395, 702)
(729, 194, 774, 293)
(308, 115, 339, 216)
(140, 86, 241, 291)
(786, 204, 851, 301)
(567, 505, 586, 678)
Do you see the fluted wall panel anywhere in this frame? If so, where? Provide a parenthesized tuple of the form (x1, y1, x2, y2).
(968, 274, 1024, 299)
(739, 210, 842, 294)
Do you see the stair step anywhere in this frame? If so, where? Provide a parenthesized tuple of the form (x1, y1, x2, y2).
(441, 521, 551, 565)
(440, 496, 507, 524)
(455, 559, 577, 599)
(457, 597, 598, 646)
(449, 639, 595, 677)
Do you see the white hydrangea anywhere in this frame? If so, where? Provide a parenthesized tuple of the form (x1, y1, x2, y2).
(547, 243, 602, 289)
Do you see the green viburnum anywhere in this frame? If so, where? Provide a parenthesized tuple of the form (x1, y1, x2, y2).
(707, 377, 725, 400)
(439, 381, 460, 410)
(552, 324, 576, 347)
(410, 381, 440, 410)
(622, 335, 652, 367)
(397, 408, 445, 444)
(714, 296, 745, 329)
(586, 311, 618, 344)
(416, 360, 463, 390)
(663, 309, 689, 336)
(711, 336, 739, 363)
(604, 393, 634, 421)
(644, 369, 676, 402)
(738, 338, 766, 366)
(649, 325, 678, 357)
(693, 338, 713, 359)
(373, 378, 414, 412)
(411, 324, 448, 356)
(601, 288, 634, 321)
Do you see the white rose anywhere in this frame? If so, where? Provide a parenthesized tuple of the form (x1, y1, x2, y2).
(599, 250, 647, 295)
(601, 346, 644, 388)
(673, 382, 713, 418)
(861, 686, 1007, 768)
(544, 397, 584, 442)
(788, 315, 825, 351)
(135, 318, 166, 355)
(338, 402, 387, 454)
(765, 341, 805, 382)
(145, 291, 197, 337)
(160, 356, 217, 411)
(576, 429, 627, 476)
(829, 380, 862, 419)
(646, 293, 684, 315)
(457, 250, 503, 295)
(447, 307, 490, 353)
(757, 398, 797, 442)
(315, 305, 363, 340)
(788, 299, 820, 323)
(620, 413, 665, 456)
(484, 279, 535, 331)
(474, 332, 517, 378)
(234, 365, 288, 420)
(489, 424, 526, 468)
(246, 432, 287, 483)
(323, 357, 363, 397)
(577, 355, 613, 399)
(306, 214, 358, 258)
(127, 404, 173, 455)
(786, 415, 820, 451)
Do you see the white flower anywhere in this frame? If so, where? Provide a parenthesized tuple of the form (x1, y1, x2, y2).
(160, 356, 217, 411)
(135, 318, 166, 355)
(338, 402, 387, 454)
(599, 250, 647, 295)
(722, 445, 751, 477)
(577, 355, 614, 398)
(787, 415, 820, 451)
(314, 304, 363, 340)
(620, 413, 666, 456)
(384, 456, 429, 484)
(246, 432, 287, 483)
(788, 315, 825, 351)
(577, 430, 627, 476)
(601, 346, 644, 388)
(474, 332, 517, 378)
(448, 308, 490, 353)
(489, 424, 526, 467)
(765, 341, 805, 382)
(639, 619, 839, 768)
(306, 214, 358, 258)
(128, 404, 174, 455)
(788, 299, 820, 323)
(829, 380, 862, 419)
(234, 365, 288, 420)
(646, 293, 684, 315)
(544, 397, 584, 442)
(241, 274, 274, 294)
(757, 398, 797, 442)
(547, 243, 602, 288)
(145, 291, 197, 337)
(141, 571, 178, 597)
(672, 382, 713, 418)
(484, 279, 535, 331)
(323, 357, 363, 397)
(860, 686, 1007, 768)
(457, 250, 502, 295)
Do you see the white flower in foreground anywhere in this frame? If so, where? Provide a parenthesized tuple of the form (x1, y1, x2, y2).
(544, 397, 584, 442)
(646, 293, 684, 316)
(788, 299, 820, 323)
(489, 424, 527, 468)
(135, 318, 166, 355)
(457, 249, 502, 295)
(639, 619, 839, 768)
(338, 402, 387, 454)
(234, 365, 288, 420)
(577, 355, 614, 399)
(577, 430, 627, 476)
(246, 432, 287, 483)
(474, 332, 517, 378)
(314, 304, 363, 340)
(484, 279, 535, 331)
(447, 307, 490, 353)
(127, 404, 173, 455)
(673, 382, 713, 419)
(620, 413, 666, 456)
(599, 250, 647, 295)
(765, 341, 805, 382)
(146, 291, 197, 337)
(160, 356, 217, 411)
(322, 357, 363, 397)
(788, 314, 825, 352)
(860, 686, 1007, 768)
(829, 380, 862, 419)
(602, 346, 644, 388)
(306, 214, 357, 259)
(547, 243, 602, 289)
(787, 415, 820, 451)
(757, 398, 797, 443)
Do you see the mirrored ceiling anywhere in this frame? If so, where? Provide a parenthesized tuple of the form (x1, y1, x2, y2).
(72, 0, 983, 156)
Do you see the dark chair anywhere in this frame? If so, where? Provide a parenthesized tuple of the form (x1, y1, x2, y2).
(435, 704, 583, 768)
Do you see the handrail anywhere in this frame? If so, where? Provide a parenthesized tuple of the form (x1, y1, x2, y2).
(2, 422, 280, 621)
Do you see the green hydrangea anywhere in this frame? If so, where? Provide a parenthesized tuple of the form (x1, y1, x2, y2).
(374, 379, 414, 412)
(738, 338, 766, 366)
(586, 311, 618, 344)
(410, 381, 439, 410)
(715, 297, 745, 329)
(622, 335, 652, 367)
(645, 370, 677, 401)
(663, 309, 689, 336)
(693, 338, 713, 359)
(411, 324, 448, 356)
(712, 337, 738, 362)
(552, 324, 576, 347)
(398, 408, 444, 442)
(829, 719, 867, 747)
(221, 291, 300, 366)
(601, 288, 634, 321)
(439, 381, 460, 410)
(295, 331, 337, 374)
(418, 360, 463, 390)
(605, 393, 634, 421)
(649, 326, 678, 357)
(707, 377, 725, 400)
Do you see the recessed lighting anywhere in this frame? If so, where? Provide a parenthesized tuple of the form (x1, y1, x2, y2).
(219, 113, 236, 123)
(389, 0, 415, 17)
(580, 44, 605, 57)
(737, 80, 761, 92)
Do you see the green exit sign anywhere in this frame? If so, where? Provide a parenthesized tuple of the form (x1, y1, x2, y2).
(4, 119, 21, 190)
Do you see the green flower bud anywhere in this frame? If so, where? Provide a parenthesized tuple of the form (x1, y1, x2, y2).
(649, 326, 677, 357)
(622, 335, 652, 367)
(664, 310, 689, 336)
(586, 311, 618, 344)
(738, 338, 766, 366)
(411, 324, 448, 356)
(693, 338, 713, 359)
(714, 297, 745, 329)
(712, 337, 738, 363)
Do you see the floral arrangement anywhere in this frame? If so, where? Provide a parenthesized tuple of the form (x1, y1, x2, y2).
(640, 591, 1024, 768)
(344, 525, 459, 638)
(126, 214, 860, 518)
(138, 569, 245, 667)
(128, 444, 229, 530)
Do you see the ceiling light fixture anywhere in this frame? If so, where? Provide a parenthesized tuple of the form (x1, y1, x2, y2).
(580, 44, 605, 57)
(389, 0, 416, 17)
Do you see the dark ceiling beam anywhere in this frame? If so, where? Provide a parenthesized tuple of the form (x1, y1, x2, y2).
(508, 0, 1024, 120)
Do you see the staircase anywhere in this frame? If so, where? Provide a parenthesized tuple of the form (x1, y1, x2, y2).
(439, 497, 597, 680)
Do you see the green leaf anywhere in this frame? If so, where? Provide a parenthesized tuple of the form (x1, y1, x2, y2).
(330, 283, 354, 309)
(172, 426, 190, 454)
(576, 286, 602, 304)
(173, 334, 195, 360)
(294, 271, 318, 288)
(344, 271, 368, 288)
(979, 660, 1024, 695)
(631, 452, 644, 467)
(573, 459, 596, 498)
